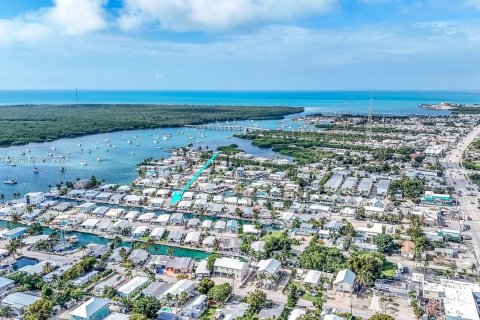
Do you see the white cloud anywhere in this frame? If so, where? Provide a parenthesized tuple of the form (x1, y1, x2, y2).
(117, 0, 337, 32)
(0, 0, 108, 46)
(464, 0, 480, 8)
(43, 0, 108, 35)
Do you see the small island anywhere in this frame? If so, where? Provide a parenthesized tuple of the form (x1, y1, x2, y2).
(0, 104, 303, 146)
(419, 102, 480, 112)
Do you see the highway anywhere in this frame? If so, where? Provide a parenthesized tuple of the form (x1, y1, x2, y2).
(441, 125, 480, 267)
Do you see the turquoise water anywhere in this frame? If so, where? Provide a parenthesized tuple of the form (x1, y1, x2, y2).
(1, 90, 479, 114)
(0, 90, 478, 198)
(0, 220, 209, 259)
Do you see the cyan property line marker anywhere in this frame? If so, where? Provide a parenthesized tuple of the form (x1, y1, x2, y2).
(170, 152, 219, 204)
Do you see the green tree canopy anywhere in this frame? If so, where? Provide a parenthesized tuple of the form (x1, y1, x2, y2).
(208, 283, 232, 305)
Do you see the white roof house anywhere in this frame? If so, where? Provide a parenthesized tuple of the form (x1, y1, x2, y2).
(2, 292, 40, 310)
(80, 218, 100, 229)
(132, 225, 148, 237)
(184, 231, 201, 244)
(257, 258, 281, 276)
(202, 220, 213, 229)
(213, 257, 248, 280)
(376, 179, 390, 196)
(358, 178, 373, 196)
(155, 214, 171, 225)
(324, 174, 343, 192)
(162, 279, 195, 297)
(334, 269, 356, 292)
(150, 227, 166, 239)
(304, 270, 323, 285)
(243, 224, 259, 234)
(70, 297, 110, 320)
(124, 211, 139, 221)
(288, 308, 306, 320)
(105, 208, 124, 218)
(117, 277, 149, 297)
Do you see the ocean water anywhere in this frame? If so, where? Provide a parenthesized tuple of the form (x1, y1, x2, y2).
(0, 90, 478, 198)
(1, 90, 479, 114)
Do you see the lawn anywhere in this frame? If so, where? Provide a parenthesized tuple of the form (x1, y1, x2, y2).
(262, 230, 283, 241)
(381, 261, 397, 279)
(301, 293, 317, 302)
(200, 307, 217, 320)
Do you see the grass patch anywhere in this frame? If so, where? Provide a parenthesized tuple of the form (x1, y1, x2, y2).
(159, 230, 170, 242)
(200, 307, 217, 320)
(301, 293, 316, 302)
(262, 231, 283, 241)
(381, 261, 397, 279)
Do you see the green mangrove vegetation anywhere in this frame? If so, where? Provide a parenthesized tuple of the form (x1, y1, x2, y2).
(0, 104, 303, 146)
(236, 129, 417, 164)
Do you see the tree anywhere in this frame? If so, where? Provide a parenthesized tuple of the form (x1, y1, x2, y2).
(103, 286, 118, 299)
(27, 222, 44, 236)
(24, 299, 53, 320)
(347, 252, 385, 287)
(373, 234, 399, 254)
(130, 313, 148, 320)
(167, 247, 175, 258)
(131, 296, 160, 319)
(369, 314, 395, 320)
(287, 283, 299, 308)
(246, 289, 267, 311)
(198, 278, 215, 294)
(207, 254, 218, 272)
(41, 285, 53, 298)
(0, 306, 12, 318)
(299, 240, 345, 272)
(208, 283, 232, 305)
(42, 261, 55, 275)
(5, 239, 21, 255)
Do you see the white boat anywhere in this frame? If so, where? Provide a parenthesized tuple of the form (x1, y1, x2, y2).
(80, 162, 87, 166)
(96, 157, 102, 162)
(130, 152, 135, 155)
(10, 163, 16, 167)
(4, 179, 17, 185)
(33, 167, 39, 173)
(127, 140, 132, 144)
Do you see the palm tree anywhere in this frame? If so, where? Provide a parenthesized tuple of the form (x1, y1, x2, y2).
(167, 247, 176, 258)
(470, 262, 477, 274)
(112, 236, 122, 248)
(42, 261, 55, 275)
(9, 213, 20, 227)
(80, 244, 88, 257)
(5, 239, 20, 255)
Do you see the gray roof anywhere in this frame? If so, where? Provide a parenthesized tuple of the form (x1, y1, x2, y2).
(142, 281, 173, 297)
(166, 257, 194, 270)
(2, 292, 40, 309)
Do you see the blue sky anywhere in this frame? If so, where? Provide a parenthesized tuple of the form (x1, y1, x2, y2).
(0, 0, 479, 90)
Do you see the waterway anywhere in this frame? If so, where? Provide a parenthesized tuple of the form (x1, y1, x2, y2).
(0, 220, 210, 259)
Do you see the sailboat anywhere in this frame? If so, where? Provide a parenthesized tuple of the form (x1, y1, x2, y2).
(4, 177, 17, 184)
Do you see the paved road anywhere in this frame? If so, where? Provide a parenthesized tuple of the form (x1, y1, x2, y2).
(441, 125, 480, 266)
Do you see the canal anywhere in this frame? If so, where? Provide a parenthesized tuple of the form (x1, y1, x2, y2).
(0, 220, 210, 260)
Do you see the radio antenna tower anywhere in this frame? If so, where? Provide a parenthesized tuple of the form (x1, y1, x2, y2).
(366, 96, 373, 142)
